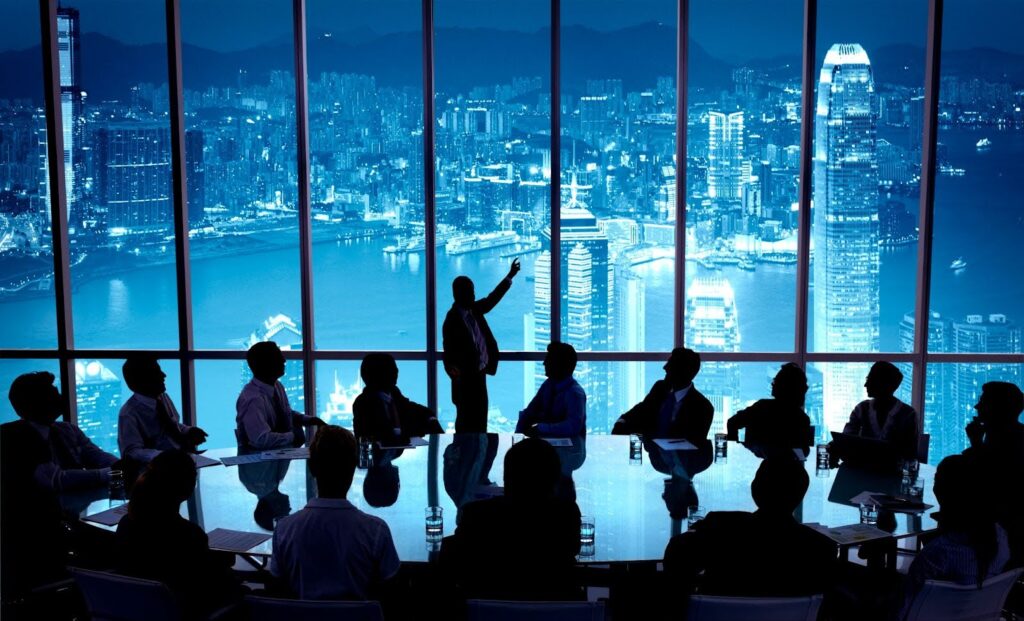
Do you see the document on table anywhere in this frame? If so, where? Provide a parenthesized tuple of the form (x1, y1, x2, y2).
(806, 522, 892, 546)
(219, 453, 265, 467)
(206, 528, 272, 553)
(83, 504, 128, 527)
(377, 437, 430, 450)
(850, 491, 932, 513)
(653, 438, 697, 451)
(541, 437, 573, 447)
(260, 447, 310, 461)
(191, 453, 221, 469)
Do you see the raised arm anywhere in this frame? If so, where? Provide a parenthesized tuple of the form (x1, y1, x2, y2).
(476, 259, 520, 314)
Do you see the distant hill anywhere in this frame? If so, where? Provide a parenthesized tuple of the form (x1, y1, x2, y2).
(2, 26, 1021, 103)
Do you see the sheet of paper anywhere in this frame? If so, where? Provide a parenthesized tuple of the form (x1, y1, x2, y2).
(653, 438, 697, 451)
(219, 453, 265, 467)
(191, 453, 221, 469)
(377, 437, 430, 449)
(259, 447, 310, 461)
(541, 437, 573, 447)
(206, 528, 272, 553)
(82, 504, 129, 527)
(807, 523, 891, 546)
(849, 491, 885, 506)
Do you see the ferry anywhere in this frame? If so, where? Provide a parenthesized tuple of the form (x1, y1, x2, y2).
(950, 257, 967, 271)
(739, 258, 757, 271)
(445, 231, 519, 256)
(976, 138, 991, 151)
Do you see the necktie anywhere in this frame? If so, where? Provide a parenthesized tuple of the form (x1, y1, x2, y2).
(658, 393, 677, 436)
(156, 395, 187, 446)
(386, 396, 401, 430)
(464, 312, 488, 369)
(271, 387, 290, 432)
(49, 427, 81, 469)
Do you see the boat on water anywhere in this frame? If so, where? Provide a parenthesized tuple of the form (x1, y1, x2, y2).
(976, 138, 991, 151)
(950, 257, 967, 270)
(445, 231, 519, 256)
(739, 259, 756, 271)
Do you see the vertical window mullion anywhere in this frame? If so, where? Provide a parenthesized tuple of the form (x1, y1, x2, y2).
(38, 0, 77, 423)
(794, 0, 818, 370)
(674, 0, 689, 348)
(550, 0, 562, 344)
(422, 0, 439, 412)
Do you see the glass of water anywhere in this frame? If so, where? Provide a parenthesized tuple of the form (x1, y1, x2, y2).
(859, 502, 879, 525)
(714, 433, 728, 460)
(909, 477, 925, 501)
(425, 506, 443, 540)
(108, 469, 126, 508)
(629, 435, 643, 465)
(579, 516, 595, 545)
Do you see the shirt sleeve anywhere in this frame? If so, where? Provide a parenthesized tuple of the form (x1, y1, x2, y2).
(238, 395, 293, 450)
(269, 528, 283, 577)
(536, 386, 586, 436)
(376, 521, 401, 581)
(516, 383, 545, 433)
(70, 425, 118, 469)
(119, 410, 162, 464)
(843, 401, 865, 435)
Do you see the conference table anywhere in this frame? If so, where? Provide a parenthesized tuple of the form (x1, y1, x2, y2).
(74, 434, 938, 564)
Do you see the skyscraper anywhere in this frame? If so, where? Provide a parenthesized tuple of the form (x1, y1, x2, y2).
(243, 314, 306, 413)
(707, 111, 744, 200)
(813, 44, 880, 430)
(57, 8, 82, 215)
(75, 360, 121, 454)
(686, 277, 740, 433)
(96, 122, 172, 232)
(185, 129, 205, 229)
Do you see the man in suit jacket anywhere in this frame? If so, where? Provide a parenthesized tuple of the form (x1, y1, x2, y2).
(612, 347, 714, 442)
(353, 353, 442, 443)
(442, 259, 521, 432)
(663, 458, 838, 599)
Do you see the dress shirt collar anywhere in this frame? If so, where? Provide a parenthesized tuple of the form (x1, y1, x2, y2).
(248, 378, 278, 396)
(672, 383, 692, 402)
(131, 392, 158, 409)
(28, 420, 52, 439)
(306, 497, 355, 510)
(376, 390, 393, 403)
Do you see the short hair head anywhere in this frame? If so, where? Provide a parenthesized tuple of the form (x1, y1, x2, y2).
(503, 437, 562, 500)
(452, 276, 475, 307)
(129, 449, 197, 518)
(866, 361, 904, 397)
(309, 425, 358, 496)
(751, 458, 809, 513)
(122, 354, 165, 396)
(772, 363, 809, 407)
(8, 371, 62, 423)
(977, 381, 1024, 423)
(246, 341, 285, 381)
(360, 353, 399, 389)
(664, 347, 701, 385)
(934, 454, 988, 526)
(543, 342, 578, 379)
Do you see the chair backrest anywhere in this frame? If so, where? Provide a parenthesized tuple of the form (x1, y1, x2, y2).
(70, 567, 182, 621)
(903, 567, 1023, 621)
(685, 594, 823, 621)
(245, 595, 385, 621)
(466, 599, 606, 621)
(917, 433, 931, 464)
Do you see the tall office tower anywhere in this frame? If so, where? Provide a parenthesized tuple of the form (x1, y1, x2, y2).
(616, 269, 645, 415)
(185, 129, 205, 229)
(898, 312, 951, 458)
(242, 314, 306, 413)
(96, 122, 172, 232)
(57, 8, 82, 214)
(685, 277, 740, 433)
(707, 111, 744, 200)
(813, 44, 880, 431)
(75, 360, 122, 455)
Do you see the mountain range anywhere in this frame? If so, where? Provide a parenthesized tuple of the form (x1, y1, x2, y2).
(2, 23, 1022, 103)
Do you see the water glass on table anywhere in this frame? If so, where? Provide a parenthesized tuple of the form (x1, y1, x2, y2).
(859, 502, 879, 525)
(108, 469, 126, 508)
(579, 516, 595, 546)
(425, 506, 444, 541)
(815, 443, 830, 476)
(629, 434, 643, 465)
(714, 433, 728, 460)
(909, 477, 925, 501)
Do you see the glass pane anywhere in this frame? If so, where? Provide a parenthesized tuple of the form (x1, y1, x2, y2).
(59, 1, 179, 349)
(811, 361, 916, 444)
(926, 363, 1023, 464)
(0, 4, 56, 348)
(929, 0, 1024, 351)
(182, 0, 301, 349)
(307, 0, 426, 350)
(561, 0, 676, 356)
(0, 359, 61, 425)
(434, 0, 551, 354)
(686, 0, 804, 352)
(196, 357, 305, 451)
(435, 360, 529, 433)
(811, 1, 928, 430)
(75, 358, 182, 456)
(316, 360, 428, 430)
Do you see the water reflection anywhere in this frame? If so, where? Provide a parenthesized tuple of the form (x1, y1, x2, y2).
(443, 434, 499, 524)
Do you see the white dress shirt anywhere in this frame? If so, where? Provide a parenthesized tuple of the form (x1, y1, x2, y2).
(118, 392, 191, 464)
(236, 378, 311, 450)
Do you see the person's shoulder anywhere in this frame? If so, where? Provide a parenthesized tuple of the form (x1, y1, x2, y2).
(689, 386, 714, 405)
(461, 496, 507, 522)
(568, 380, 587, 397)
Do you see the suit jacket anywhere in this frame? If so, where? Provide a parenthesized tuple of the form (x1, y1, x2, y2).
(0, 419, 116, 491)
(663, 510, 838, 597)
(439, 495, 582, 601)
(612, 381, 714, 442)
(442, 278, 511, 378)
(727, 399, 813, 454)
(352, 387, 443, 441)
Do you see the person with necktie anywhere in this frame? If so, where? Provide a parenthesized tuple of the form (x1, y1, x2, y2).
(516, 342, 587, 438)
(2, 371, 118, 492)
(612, 347, 714, 442)
(442, 259, 521, 432)
(119, 355, 207, 467)
(352, 352, 442, 443)
(236, 341, 325, 451)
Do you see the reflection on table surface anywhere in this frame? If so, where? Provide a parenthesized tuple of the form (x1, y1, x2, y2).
(76, 434, 937, 563)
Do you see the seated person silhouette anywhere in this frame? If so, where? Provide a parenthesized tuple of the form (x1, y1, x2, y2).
(663, 458, 837, 598)
(836, 361, 920, 463)
(963, 381, 1024, 567)
(3, 371, 117, 492)
(119, 355, 207, 466)
(115, 450, 241, 618)
(271, 425, 400, 600)
(727, 362, 813, 457)
(440, 437, 583, 601)
(236, 341, 325, 451)
(353, 353, 442, 444)
(516, 342, 586, 438)
(901, 454, 1011, 617)
(612, 347, 714, 442)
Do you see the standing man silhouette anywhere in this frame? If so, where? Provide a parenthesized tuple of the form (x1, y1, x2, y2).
(443, 259, 521, 432)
